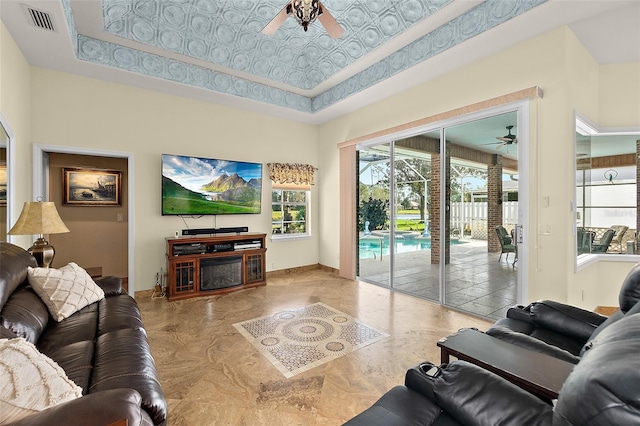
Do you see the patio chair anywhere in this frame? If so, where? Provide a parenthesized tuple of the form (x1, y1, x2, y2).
(609, 225, 629, 253)
(495, 226, 516, 262)
(591, 229, 616, 253)
(577, 228, 595, 254)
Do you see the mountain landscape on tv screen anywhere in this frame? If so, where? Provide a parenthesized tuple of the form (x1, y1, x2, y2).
(202, 173, 261, 192)
(162, 173, 261, 215)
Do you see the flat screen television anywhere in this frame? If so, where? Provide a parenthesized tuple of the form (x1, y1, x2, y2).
(162, 154, 262, 215)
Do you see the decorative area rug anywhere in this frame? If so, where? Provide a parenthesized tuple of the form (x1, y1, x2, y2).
(234, 302, 389, 378)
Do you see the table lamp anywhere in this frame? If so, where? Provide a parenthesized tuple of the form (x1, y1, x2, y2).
(8, 201, 70, 267)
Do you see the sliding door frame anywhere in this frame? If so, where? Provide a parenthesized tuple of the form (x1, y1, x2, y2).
(344, 88, 539, 306)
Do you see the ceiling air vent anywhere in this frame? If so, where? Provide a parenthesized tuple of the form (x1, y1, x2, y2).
(24, 5, 55, 31)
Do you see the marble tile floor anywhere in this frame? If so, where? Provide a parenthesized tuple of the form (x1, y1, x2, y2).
(358, 239, 517, 321)
(233, 302, 390, 378)
(137, 269, 491, 425)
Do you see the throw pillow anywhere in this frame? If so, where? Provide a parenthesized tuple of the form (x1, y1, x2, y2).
(27, 263, 105, 322)
(0, 338, 83, 423)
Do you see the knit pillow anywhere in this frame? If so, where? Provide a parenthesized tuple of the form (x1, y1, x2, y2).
(0, 338, 83, 423)
(27, 263, 105, 322)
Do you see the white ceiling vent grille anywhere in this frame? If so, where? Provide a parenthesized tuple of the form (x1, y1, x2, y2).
(23, 5, 55, 31)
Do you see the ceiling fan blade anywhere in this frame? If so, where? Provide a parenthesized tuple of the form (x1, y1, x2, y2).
(261, 4, 291, 35)
(318, 2, 344, 38)
(479, 141, 501, 146)
(496, 143, 506, 150)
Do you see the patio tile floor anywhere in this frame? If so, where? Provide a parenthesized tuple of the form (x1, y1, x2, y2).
(358, 239, 517, 320)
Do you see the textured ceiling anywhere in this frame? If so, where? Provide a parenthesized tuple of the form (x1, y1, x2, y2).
(4, 0, 636, 123)
(69, 0, 547, 114)
(101, 0, 450, 90)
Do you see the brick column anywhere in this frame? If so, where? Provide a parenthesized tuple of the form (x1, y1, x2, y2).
(430, 148, 451, 264)
(444, 146, 451, 264)
(430, 152, 440, 264)
(487, 154, 503, 253)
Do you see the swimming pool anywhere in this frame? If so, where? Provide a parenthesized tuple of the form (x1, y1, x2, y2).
(358, 237, 467, 259)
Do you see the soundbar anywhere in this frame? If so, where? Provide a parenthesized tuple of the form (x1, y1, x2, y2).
(182, 227, 248, 236)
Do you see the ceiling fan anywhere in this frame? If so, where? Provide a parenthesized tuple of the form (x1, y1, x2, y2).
(480, 125, 518, 150)
(262, 0, 345, 39)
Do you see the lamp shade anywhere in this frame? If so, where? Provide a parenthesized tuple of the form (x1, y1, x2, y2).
(8, 202, 70, 235)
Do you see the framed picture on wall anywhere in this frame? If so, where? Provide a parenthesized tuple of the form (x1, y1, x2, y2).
(63, 168, 122, 206)
(0, 164, 6, 206)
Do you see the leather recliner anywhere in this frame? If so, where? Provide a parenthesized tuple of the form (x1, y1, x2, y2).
(344, 312, 640, 426)
(485, 263, 640, 363)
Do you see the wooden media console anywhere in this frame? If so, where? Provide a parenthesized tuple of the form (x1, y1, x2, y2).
(166, 233, 266, 301)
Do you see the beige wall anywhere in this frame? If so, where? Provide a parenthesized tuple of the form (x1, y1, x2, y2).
(318, 27, 640, 308)
(0, 22, 31, 249)
(599, 63, 640, 127)
(28, 69, 318, 292)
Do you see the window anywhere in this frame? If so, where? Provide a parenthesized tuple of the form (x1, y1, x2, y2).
(574, 115, 640, 262)
(272, 189, 309, 236)
(576, 165, 636, 230)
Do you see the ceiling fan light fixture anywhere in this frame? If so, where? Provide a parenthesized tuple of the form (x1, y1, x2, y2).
(292, 0, 320, 32)
(262, 0, 343, 38)
(503, 125, 515, 140)
(496, 125, 517, 144)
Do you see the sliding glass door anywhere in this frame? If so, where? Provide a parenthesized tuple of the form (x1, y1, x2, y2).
(443, 112, 519, 319)
(357, 144, 391, 287)
(356, 106, 526, 320)
(392, 135, 439, 301)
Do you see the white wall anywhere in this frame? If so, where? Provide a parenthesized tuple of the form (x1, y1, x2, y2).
(28, 68, 319, 291)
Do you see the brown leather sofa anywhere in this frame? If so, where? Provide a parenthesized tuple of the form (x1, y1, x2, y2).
(0, 242, 167, 425)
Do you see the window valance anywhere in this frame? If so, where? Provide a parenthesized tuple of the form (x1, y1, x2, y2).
(267, 163, 317, 189)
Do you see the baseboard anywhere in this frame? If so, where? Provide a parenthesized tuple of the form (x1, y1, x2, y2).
(266, 263, 338, 278)
(318, 264, 339, 274)
(135, 289, 155, 300)
(134, 265, 339, 298)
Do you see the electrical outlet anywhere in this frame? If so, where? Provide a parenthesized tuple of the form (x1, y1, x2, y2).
(117, 213, 124, 222)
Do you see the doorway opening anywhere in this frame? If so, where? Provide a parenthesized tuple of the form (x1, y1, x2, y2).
(33, 145, 135, 296)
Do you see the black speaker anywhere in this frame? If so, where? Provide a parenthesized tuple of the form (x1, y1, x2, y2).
(182, 227, 248, 236)
(216, 227, 249, 234)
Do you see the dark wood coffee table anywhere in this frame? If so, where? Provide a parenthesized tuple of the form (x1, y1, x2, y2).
(437, 328, 575, 400)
